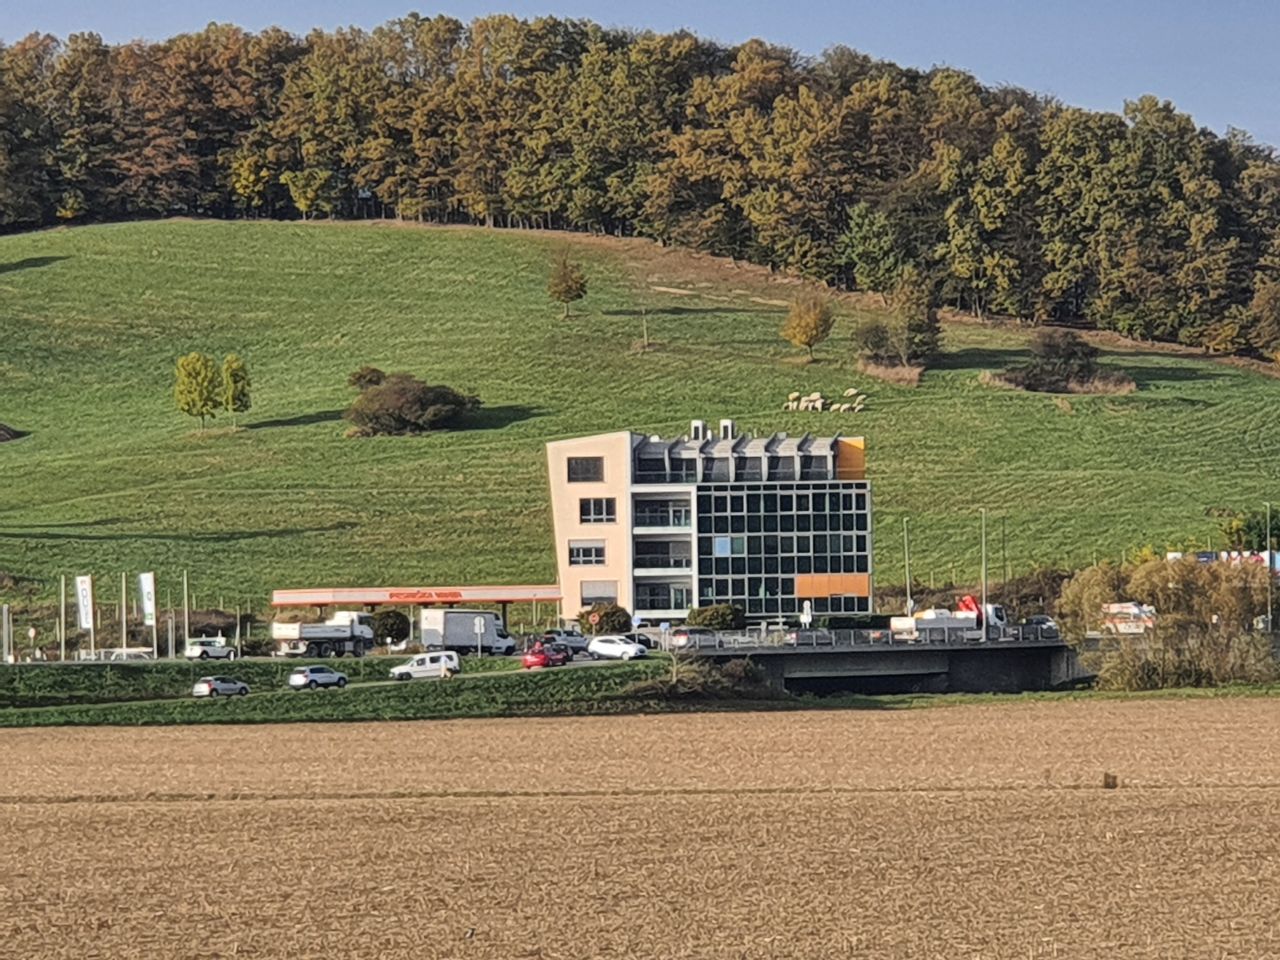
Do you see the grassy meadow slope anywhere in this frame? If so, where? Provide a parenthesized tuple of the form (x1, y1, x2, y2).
(1, 220, 1277, 607)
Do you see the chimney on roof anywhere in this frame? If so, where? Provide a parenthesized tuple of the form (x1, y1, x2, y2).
(690, 419, 707, 440)
(719, 419, 737, 440)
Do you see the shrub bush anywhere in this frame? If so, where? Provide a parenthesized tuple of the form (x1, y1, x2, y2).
(345, 373, 481, 436)
(578, 602, 632, 634)
(685, 603, 745, 631)
(993, 329, 1136, 395)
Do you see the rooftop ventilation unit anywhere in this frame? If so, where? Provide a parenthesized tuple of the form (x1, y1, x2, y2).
(719, 419, 737, 440)
(690, 419, 708, 440)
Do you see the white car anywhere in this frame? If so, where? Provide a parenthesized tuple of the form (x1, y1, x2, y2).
(192, 676, 249, 698)
(288, 665, 348, 690)
(390, 651, 460, 681)
(184, 638, 237, 661)
(587, 636, 648, 660)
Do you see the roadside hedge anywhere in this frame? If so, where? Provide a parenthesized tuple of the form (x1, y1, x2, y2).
(0, 660, 667, 727)
(0, 654, 522, 709)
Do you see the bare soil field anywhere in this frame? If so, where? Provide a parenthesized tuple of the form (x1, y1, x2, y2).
(4, 701, 1280, 958)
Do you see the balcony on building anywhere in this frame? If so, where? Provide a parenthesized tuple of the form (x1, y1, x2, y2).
(633, 582, 693, 618)
(634, 541, 694, 576)
(633, 497, 693, 533)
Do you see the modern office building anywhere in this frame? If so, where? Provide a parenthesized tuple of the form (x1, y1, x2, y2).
(546, 420, 871, 624)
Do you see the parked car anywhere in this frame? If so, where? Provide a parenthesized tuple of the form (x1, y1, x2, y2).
(523, 642, 572, 669)
(108, 648, 155, 661)
(389, 651, 460, 681)
(621, 632, 655, 649)
(587, 635, 648, 660)
(288, 665, 348, 690)
(1023, 615, 1060, 640)
(542, 628, 589, 655)
(192, 676, 249, 698)
(670, 626, 715, 649)
(184, 637, 237, 660)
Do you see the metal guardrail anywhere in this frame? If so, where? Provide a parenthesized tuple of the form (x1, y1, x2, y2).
(662, 625, 1062, 653)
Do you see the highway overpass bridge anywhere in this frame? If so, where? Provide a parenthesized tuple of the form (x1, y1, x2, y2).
(687, 635, 1090, 695)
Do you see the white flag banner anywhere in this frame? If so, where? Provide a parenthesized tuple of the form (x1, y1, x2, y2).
(75, 575, 94, 631)
(138, 572, 157, 627)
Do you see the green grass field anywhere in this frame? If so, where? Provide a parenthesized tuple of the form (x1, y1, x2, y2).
(2, 220, 1278, 614)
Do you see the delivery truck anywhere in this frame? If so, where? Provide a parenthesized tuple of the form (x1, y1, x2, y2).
(419, 608, 515, 656)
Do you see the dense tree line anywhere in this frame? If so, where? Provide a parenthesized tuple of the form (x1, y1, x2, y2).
(3, 16, 1280, 352)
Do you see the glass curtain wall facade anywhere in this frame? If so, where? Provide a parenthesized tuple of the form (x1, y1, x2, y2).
(695, 482, 871, 616)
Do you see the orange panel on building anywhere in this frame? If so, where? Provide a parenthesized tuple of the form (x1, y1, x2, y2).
(794, 573, 871, 598)
(835, 438, 866, 480)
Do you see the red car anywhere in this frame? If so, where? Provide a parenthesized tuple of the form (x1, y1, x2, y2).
(522, 642, 572, 669)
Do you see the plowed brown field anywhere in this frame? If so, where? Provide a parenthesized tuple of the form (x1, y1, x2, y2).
(4, 701, 1280, 958)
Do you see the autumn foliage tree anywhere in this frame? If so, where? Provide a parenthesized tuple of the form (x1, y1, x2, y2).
(547, 251, 587, 317)
(781, 292, 835, 361)
(174, 352, 221, 429)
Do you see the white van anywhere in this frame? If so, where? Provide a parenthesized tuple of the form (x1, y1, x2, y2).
(389, 650, 461, 681)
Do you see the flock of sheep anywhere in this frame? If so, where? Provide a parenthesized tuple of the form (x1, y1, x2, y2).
(782, 387, 867, 413)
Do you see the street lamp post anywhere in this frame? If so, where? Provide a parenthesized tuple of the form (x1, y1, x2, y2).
(980, 508, 989, 640)
(903, 517, 913, 615)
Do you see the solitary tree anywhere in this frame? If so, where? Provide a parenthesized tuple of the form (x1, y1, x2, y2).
(174, 352, 221, 429)
(781, 292, 836, 361)
(547, 251, 587, 318)
(220, 354, 251, 427)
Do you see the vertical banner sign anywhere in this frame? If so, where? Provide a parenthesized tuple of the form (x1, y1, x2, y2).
(138, 572, 157, 627)
(75, 575, 95, 631)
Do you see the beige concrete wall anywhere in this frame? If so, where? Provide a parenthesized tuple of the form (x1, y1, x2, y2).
(545, 431, 635, 620)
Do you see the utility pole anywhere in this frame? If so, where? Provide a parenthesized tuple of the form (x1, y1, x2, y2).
(902, 517, 913, 614)
(182, 570, 190, 642)
(980, 508, 989, 640)
(120, 571, 127, 654)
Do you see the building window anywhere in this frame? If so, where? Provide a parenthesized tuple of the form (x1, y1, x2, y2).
(704, 457, 730, 481)
(567, 457, 604, 482)
(670, 458, 697, 482)
(580, 580, 618, 606)
(579, 498, 616, 523)
(569, 540, 605, 566)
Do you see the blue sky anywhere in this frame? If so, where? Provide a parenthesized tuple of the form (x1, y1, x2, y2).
(4, 0, 1278, 148)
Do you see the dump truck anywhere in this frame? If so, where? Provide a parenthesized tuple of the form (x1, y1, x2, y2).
(272, 611, 375, 658)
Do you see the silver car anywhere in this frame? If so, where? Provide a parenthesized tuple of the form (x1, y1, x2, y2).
(192, 676, 249, 698)
(288, 665, 348, 690)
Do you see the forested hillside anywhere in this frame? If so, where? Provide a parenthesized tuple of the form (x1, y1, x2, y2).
(1, 15, 1279, 353)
